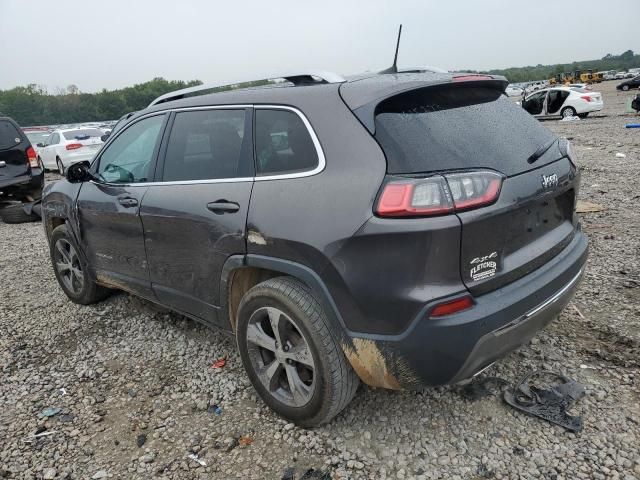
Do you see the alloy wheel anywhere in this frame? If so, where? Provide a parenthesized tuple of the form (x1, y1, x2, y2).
(245, 306, 316, 407)
(54, 238, 84, 295)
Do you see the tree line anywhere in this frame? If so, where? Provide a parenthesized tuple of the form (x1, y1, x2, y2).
(480, 50, 640, 83)
(0, 77, 202, 127)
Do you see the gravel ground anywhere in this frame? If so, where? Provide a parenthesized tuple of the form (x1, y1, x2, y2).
(1, 81, 639, 480)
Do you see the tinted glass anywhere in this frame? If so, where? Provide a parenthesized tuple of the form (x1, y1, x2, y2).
(97, 115, 164, 183)
(0, 120, 22, 150)
(48, 133, 60, 145)
(374, 85, 554, 177)
(255, 109, 318, 176)
(62, 129, 103, 140)
(162, 109, 247, 181)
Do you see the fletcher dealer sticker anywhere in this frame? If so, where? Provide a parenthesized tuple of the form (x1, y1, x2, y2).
(470, 252, 498, 281)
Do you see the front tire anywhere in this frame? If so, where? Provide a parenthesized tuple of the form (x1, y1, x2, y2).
(622, 85, 630, 91)
(50, 224, 111, 304)
(236, 277, 359, 427)
(561, 106, 577, 118)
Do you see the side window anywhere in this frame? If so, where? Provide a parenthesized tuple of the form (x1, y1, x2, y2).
(255, 109, 319, 176)
(162, 109, 247, 182)
(97, 115, 165, 184)
(48, 133, 59, 145)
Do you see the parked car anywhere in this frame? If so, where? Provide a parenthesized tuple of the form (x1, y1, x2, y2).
(38, 127, 104, 173)
(615, 72, 627, 80)
(41, 70, 588, 426)
(521, 87, 603, 118)
(0, 116, 44, 222)
(505, 85, 524, 97)
(567, 83, 592, 92)
(22, 127, 52, 157)
(616, 75, 640, 91)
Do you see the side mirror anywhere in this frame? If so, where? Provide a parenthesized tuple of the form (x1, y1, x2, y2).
(66, 161, 93, 183)
(100, 133, 110, 142)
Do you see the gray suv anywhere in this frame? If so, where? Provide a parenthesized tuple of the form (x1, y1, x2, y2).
(41, 70, 588, 426)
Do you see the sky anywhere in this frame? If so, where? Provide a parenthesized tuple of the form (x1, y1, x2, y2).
(0, 0, 638, 93)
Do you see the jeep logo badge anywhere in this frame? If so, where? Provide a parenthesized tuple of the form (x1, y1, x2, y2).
(541, 173, 558, 189)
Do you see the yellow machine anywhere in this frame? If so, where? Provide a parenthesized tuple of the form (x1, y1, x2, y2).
(580, 70, 595, 84)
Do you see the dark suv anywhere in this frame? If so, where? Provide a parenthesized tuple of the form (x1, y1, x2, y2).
(0, 116, 44, 222)
(41, 71, 588, 426)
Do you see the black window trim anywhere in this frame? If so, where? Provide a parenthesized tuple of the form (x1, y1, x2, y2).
(89, 112, 169, 186)
(88, 104, 326, 187)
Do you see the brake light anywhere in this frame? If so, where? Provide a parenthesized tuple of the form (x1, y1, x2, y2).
(26, 146, 39, 168)
(376, 171, 502, 217)
(66, 143, 83, 150)
(430, 295, 474, 317)
(452, 75, 493, 82)
(581, 95, 592, 102)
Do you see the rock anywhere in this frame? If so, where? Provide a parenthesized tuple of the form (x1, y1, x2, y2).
(92, 471, 108, 480)
(139, 452, 155, 464)
(42, 468, 57, 479)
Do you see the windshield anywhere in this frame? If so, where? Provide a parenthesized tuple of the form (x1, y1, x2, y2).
(62, 129, 103, 140)
(25, 131, 51, 145)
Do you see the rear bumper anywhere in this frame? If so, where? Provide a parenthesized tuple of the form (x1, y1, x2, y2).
(0, 169, 44, 201)
(343, 229, 588, 389)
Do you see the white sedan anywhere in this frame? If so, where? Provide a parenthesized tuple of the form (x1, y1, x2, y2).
(521, 87, 603, 119)
(38, 128, 104, 173)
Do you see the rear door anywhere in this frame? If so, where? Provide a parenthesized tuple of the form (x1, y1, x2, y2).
(372, 83, 579, 296)
(140, 107, 253, 326)
(0, 119, 29, 186)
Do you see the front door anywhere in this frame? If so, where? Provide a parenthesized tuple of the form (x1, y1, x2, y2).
(522, 91, 547, 116)
(76, 113, 167, 298)
(546, 89, 570, 116)
(140, 107, 254, 325)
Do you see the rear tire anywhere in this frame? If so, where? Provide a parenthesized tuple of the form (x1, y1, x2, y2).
(622, 85, 630, 91)
(57, 157, 64, 175)
(578, 112, 589, 119)
(50, 224, 111, 305)
(561, 107, 577, 118)
(0, 203, 40, 224)
(236, 277, 359, 427)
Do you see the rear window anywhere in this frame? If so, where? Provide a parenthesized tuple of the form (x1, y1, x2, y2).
(0, 120, 22, 150)
(374, 85, 555, 177)
(63, 129, 103, 140)
(25, 131, 51, 145)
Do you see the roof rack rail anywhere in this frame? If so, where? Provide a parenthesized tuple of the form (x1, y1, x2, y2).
(148, 70, 345, 107)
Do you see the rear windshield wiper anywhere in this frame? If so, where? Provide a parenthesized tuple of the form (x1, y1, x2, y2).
(528, 137, 559, 164)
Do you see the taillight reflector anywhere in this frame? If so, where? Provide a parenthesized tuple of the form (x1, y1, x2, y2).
(430, 296, 474, 317)
(26, 146, 39, 168)
(66, 143, 83, 150)
(581, 95, 592, 102)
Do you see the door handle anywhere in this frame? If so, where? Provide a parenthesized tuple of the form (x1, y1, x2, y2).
(118, 196, 138, 208)
(207, 200, 240, 214)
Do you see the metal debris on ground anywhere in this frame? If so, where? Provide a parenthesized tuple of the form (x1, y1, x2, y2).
(575, 200, 606, 213)
(503, 370, 585, 432)
(187, 453, 207, 467)
(626, 123, 640, 128)
(208, 404, 222, 415)
(38, 407, 61, 418)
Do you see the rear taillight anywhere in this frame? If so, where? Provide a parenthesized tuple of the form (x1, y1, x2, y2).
(66, 143, 83, 150)
(376, 171, 502, 217)
(430, 295, 474, 317)
(581, 95, 592, 102)
(26, 146, 39, 168)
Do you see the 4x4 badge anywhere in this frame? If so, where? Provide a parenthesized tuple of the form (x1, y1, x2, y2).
(542, 173, 559, 189)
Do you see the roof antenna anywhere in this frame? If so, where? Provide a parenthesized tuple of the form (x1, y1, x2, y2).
(380, 24, 402, 74)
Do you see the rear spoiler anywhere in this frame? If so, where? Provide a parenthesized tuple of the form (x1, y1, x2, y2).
(348, 75, 509, 134)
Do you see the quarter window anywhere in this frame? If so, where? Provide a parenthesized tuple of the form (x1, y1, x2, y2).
(97, 114, 165, 184)
(162, 109, 248, 182)
(255, 109, 318, 176)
